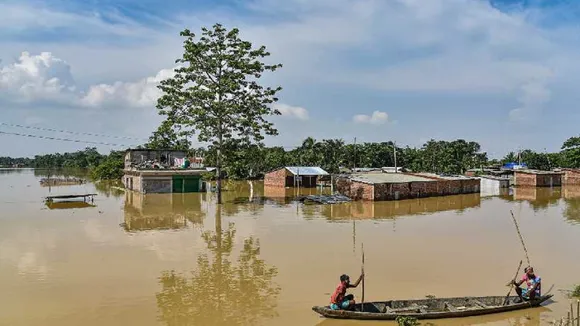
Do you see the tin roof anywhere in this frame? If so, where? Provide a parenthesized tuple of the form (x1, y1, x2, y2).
(285, 166, 329, 176)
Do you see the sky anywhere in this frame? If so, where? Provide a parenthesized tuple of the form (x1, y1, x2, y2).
(1, 0, 580, 158)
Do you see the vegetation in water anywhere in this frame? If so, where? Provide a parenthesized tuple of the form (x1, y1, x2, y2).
(396, 316, 420, 326)
(154, 23, 283, 203)
(572, 284, 580, 298)
(89, 151, 124, 180)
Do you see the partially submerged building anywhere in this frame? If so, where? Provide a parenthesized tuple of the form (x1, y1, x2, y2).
(513, 169, 563, 187)
(335, 172, 480, 201)
(122, 149, 208, 193)
(264, 166, 329, 188)
(479, 175, 510, 197)
(562, 168, 580, 185)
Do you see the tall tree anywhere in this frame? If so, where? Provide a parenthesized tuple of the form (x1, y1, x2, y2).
(156, 23, 283, 203)
(146, 119, 192, 151)
(562, 136, 580, 168)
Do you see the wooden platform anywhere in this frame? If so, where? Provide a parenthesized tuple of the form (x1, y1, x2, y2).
(45, 194, 97, 202)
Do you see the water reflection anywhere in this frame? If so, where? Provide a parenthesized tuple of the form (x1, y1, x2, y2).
(306, 194, 481, 221)
(33, 168, 89, 179)
(45, 201, 96, 210)
(563, 186, 580, 224)
(513, 188, 562, 211)
(156, 207, 280, 325)
(122, 192, 206, 232)
(93, 180, 125, 198)
(0, 168, 27, 174)
(218, 181, 330, 217)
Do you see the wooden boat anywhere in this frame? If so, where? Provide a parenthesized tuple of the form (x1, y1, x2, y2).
(312, 294, 553, 320)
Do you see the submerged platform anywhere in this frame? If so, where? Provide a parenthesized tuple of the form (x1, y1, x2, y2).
(45, 194, 97, 202)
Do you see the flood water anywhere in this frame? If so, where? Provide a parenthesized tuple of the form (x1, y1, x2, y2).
(1, 168, 580, 326)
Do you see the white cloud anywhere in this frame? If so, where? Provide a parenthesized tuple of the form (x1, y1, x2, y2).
(353, 111, 389, 125)
(509, 81, 552, 122)
(80, 67, 177, 108)
(0, 51, 75, 102)
(273, 103, 309, 120)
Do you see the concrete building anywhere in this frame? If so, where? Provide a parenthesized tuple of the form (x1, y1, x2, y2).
(479, 175, 510, 197)
(264, 166, 329, 188)
(513, 170, 563, 187)
(562, 169, 580, 185)
(335, 172, 480, 201)
(122, 149, 207, 193)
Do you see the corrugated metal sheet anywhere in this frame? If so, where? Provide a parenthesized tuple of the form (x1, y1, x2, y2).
(285, 166, 328, 176)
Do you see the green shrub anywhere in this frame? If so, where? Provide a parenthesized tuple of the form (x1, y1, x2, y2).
(572, 284, 580, 298)
(90, 154, 124, 180)
(396, 316, 420, 326)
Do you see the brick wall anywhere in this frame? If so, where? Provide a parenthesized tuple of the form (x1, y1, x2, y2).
(374, 182, 410, 201)
(563, 170, 580, 185)
(515, 172, 562, 187)
(264, 168, 288, 187)
(461, 179, 481, 193)
(535, 174, 562, 187)
(514, 172, 537, 187)
(337, 176, 479, 201)
(335, 178, 375, 200)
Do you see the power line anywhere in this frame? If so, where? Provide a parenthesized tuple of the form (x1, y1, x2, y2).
(0, 122, 149, 141)
(0, 131, 134, 147)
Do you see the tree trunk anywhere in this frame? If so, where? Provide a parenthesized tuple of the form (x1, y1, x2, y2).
(217, 125, 223, 204)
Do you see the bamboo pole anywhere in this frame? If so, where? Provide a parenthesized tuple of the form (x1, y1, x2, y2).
(361, 243, 365, 312)
(504, 260, 523, 305)
(510, 210, 531, 267)
(576, 300, 580, 326)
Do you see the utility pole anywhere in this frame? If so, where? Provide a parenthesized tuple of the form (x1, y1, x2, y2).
(353, 137, 357, 171)
(393, 141, 397, 173)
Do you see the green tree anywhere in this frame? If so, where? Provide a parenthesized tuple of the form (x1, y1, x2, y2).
(562, 136, 580, 168)
(156, 23, 283, 203)
(90, 151, 124, 180)
(146, 119, 192, 151)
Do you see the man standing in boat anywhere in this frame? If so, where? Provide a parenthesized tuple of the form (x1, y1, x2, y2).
(330, 273, 364, 310)
(512, 266, 541, 302)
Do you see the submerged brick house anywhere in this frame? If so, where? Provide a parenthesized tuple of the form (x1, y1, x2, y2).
(335, 172, 480, 201)
(264, 166, 329, 188)
(122, 149, 208, 193)
(562, 169, 580, 185)
(513, 170, 563, 187)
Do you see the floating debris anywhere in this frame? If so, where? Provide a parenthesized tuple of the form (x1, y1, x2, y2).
(40, 177, 85, 187)
(299, 194, 352, 204)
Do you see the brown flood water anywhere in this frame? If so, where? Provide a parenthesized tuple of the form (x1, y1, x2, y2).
(1, 169, 580, 326)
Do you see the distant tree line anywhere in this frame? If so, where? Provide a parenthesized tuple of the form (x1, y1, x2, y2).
(144, 135, 580, 180)
(3, 136, 580, 181)
(0, 147, 124, 180)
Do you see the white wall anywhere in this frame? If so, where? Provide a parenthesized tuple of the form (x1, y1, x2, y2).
(480, 177, 509, 197)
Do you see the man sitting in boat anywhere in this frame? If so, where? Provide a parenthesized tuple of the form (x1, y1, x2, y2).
(512, 266, 541, 302)
(330, 273, 364, 310)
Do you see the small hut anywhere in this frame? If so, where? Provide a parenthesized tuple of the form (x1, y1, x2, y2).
(264, 166, 329, 188)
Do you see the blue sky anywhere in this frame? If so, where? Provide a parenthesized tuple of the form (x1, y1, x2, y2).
(1, 0, 580, 158)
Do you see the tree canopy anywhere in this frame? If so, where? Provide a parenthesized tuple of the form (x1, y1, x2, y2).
(155, 23, 283, 203)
